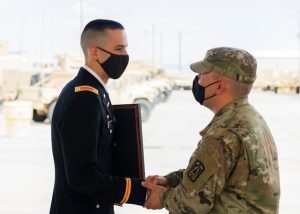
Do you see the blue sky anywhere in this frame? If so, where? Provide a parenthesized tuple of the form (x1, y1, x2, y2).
(0, 0, 300, 70)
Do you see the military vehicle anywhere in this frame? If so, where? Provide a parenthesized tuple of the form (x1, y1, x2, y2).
(18, 70, 76, 122)
(147, 78, 173, 102)
(252, 72, 274, 91)
(107, 61, 174, 121)
(271, 72, 300, 94)
(16, 61, 174, 123)
(165, 71, 193, 90)
(108, 79, 156, 122)
(0, 68, 41, 101)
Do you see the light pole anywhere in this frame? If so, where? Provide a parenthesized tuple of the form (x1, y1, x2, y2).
(178, 31, 182, 71)
(159, 33, 163, 68)
(297, 22, 300, 94)
(297, 22, 300, 74)
(144, 29, 149, 61)
(79, 0, 84, 59)
(80, 0, 84, 32)
(151, 24, 156, 65)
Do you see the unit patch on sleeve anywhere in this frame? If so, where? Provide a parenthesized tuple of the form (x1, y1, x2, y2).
(187, 160, 205, 182)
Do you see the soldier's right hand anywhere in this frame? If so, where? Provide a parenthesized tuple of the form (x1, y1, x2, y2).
(145, 175, 168, 187)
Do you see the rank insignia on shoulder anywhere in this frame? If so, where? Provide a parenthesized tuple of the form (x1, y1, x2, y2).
(74, 85, 99, 95)
(187, 160, 205, 182)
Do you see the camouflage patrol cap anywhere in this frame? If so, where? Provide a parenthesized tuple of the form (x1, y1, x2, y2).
(190, 47, 257, 84)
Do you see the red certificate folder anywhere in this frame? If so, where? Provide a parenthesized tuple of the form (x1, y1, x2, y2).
(112, 104, 145, 179)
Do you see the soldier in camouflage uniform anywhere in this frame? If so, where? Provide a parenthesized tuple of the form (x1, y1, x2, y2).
(142, 47, 280, 213)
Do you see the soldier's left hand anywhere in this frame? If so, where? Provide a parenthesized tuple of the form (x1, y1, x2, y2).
(142, 181, 164, 210)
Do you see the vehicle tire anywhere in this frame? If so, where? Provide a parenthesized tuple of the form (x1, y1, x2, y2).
(47, 101, 57, 123)
(134, 99, 151, 122)
(274, 87, 278, 94)
(158, 92, 166, 102)
(160, 91, 170, 102)
(32, 109, 47, 122)
(296, 86, 300, 94)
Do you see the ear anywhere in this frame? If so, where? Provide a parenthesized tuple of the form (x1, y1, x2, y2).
(88, 46, 99, 60)
(216, 79, 225, 94)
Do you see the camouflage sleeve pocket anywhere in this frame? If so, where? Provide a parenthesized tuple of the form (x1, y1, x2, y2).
(181, 143, 221, 198)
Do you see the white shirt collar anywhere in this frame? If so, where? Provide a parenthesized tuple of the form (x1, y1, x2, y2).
(82, 65, 108, 92)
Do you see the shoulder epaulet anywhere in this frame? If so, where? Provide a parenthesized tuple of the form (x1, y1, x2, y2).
(74, 85, 99, 95)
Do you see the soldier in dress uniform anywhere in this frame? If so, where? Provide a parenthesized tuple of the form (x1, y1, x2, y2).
(142, 47, 280, 213)
(49, 19, 146, 214)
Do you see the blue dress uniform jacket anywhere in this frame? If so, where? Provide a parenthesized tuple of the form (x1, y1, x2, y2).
(50, 67, 146, 214)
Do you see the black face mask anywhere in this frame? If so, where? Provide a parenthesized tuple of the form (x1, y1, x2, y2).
(192, 76, 220, 105)
(97, 47, 129, 79)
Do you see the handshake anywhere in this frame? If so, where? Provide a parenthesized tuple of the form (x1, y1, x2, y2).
(141, 175, 168, 210)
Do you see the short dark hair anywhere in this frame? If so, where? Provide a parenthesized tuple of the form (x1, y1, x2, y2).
(82, 19, 124, 34)
(80, 19, 124, 56)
